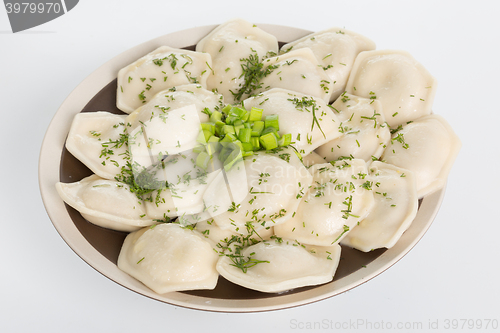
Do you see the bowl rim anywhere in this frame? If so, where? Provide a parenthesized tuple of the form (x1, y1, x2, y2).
(38, 22, 446, 312)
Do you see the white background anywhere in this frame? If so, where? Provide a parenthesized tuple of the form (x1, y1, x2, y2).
(1, 0, 499, 332)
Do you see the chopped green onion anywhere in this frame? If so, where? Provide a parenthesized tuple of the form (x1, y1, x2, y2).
(210, 111, 222, 123)
(196, 152, 211, 170)
(279, 133, 292, 146)
(249, 107, 263, 121)
(260, 132, 279, 150)
(201, 122, 215, 134)
(264, 114, 279, 130)
(251, 121, 265, 137)
(238, 128, 252, 143)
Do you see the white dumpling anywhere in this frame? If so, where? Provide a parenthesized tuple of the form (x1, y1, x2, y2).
(124, 85, 223, 171)
(65, 112, 129, 180)
(202, 148, 313, 234)
(256, 48, 333, 103)
(56, 175, 154, 232)
(281, 27, 375, 101)
(381, 114, 461, 198)
(274, 159, 375, 246)
(345, 50, 437, 128)
(118, 223, 219, 294)
(216, 238, 341, 293)
(341, 161, 418, 252)
(144, 152, 221, 219)
(243, 88, 341, 155)
(126, 84, 224, 132)
(126, 104, 203, 173)
(315, 93, 390, 162)
(196, 18, 278, 104)
(116, 46, 212, 113)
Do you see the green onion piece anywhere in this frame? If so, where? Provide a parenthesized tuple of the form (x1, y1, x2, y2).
(222, 125, 235, 136)
(232, 140, 243, 151)
(220, 133, 237, 145)
(201, 122, 215, 134)
(241, 111, 250, 122)
(231, 106, 247, 118)
(260, 132, 279, 150)
(206, 137, 221, 155)
(197, 130, 212, 144)
(250, 137, 260, 150)
(238, 128, 252, 143)
(251, 121, 265, 136)
(279, 133, 292, 146)
(225, 115, 239, 124)
(196, 152, 211, 170)
(224, 148, 243, 170)
(210, 111, 222, 123)
(234, 124, 244, 136)
(242, 150, 254, 157)
(222, 104, 232, 114)
(261, 126, 280, 138)
(241, 142, 253, 151)
(192, 145, 206, 154)
(208, 136, 220, 143)
(214, 121, 225, 136)
(249, 107, 263, 121)
(244, 122, 252, 129)
(264, 114, 279, 130)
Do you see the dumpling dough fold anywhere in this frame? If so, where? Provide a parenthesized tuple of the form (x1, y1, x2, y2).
(118, 223, 219, 294)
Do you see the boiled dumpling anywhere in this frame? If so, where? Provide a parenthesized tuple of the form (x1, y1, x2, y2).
(256, 48, 333, 103)
(126, 84, 224, 133)
(202, 148, 313, 234)
(341, 161, 418, 252)
(380, 114, 461, 197)
(196, 18, 278, 104)
(281, 27, 375, 101)
(56, 174, 154, 232)
(118, 223, 219, 294)
(116, 46, 212, 113)
(274, 159, 375, 246)
(243, 88, 341, 155)
(345, 50, 437, 128)
(65, 111, 129, 180)
(144, 151, 221, 219)
(315, 93, 390, 162)
(124, 85, 224, 170)
(216, 238, 341, 293)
